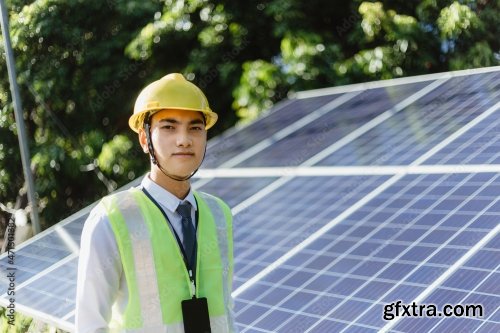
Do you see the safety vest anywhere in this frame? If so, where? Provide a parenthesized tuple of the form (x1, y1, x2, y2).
(101, 188, 235, 333)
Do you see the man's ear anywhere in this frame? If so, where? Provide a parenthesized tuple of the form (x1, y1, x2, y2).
(138, 128, 149, 153)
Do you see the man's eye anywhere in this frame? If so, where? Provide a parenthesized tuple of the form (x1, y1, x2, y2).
(162, 125, 175, 130)
(191, 126, 203, 131)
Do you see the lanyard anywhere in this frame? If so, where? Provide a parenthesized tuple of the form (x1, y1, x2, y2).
(141, 188, 199, 286)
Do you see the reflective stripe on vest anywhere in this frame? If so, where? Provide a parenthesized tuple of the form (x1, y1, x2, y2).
(198, 192, 236, 332)
(102, 188, 234, 332)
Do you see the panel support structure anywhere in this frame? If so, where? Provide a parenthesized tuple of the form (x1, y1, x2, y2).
(0, 0, 41, 234)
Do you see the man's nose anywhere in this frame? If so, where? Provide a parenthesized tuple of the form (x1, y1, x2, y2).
(176, 130, 192, 146)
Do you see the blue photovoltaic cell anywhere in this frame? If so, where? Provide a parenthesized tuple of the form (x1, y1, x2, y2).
(202, 94, 341, 168)
(0, 218, 84, 329)
(0, 253, 57, 294)
(14, 257, 78, 318)
(194, 177, 279, 208)
(316, 71, 500, 166)
(394, 235, 500, 333)
(0, 214, 86, 295)
(232, 175, 389, 289)
(423, 108, 500, 165)
(62, 215, 85, 245)
(233, 81, 430, 167)
(235, 173, 500, 333)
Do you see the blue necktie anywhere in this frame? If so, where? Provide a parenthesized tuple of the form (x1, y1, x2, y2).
(176, 202, 196, 268)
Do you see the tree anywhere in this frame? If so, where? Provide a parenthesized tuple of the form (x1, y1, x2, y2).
(0, 0, 497, 234)
(230, 0, 498, 119)
(0, 0, 159, 232)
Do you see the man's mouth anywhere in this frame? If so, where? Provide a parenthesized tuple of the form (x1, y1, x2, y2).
(172, 152, 194, 157)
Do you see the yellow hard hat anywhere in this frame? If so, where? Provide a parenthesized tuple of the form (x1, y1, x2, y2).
(129, 73, 218, 132)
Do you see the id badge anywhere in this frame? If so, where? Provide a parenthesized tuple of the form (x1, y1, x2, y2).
(181, 297, 211, 333)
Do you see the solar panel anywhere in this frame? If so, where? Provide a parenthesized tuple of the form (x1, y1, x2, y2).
(316, 72, 500, 166)
(229, 175, 390, 287)
(234, 173, 499, 332)
(423, 108, 500, 165)
(391, 233, 500, 333)
(195, 177, 279, 207)
(0, 214, 83, 295)
(15, 257, 77, 318)
(0, 66, 499, 332)
(203, 94, 340, 168)
(232, 81, 431, 167)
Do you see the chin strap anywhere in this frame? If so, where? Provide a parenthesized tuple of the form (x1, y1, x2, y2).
(144, 114, 205, 182)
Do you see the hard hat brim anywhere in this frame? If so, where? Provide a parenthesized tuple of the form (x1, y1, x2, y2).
(129, 107, 218, 133)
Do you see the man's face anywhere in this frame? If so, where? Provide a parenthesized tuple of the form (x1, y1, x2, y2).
(140, 109, 207, 178)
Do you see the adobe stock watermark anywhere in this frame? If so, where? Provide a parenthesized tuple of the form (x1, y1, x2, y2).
(336, 10, 362, 37)
(89, 61, 145, 113)
(5, 214, 17, 325)
(198, 37, 251, 90)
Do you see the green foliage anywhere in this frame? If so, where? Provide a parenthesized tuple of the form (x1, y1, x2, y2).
(97, 134, 143, 184)
(0, 306, 70, 332)
(1, 0, 155, 229)
(0, 0, 498, 241)
(449, 40, 496, 69)
(233, 60, 285, 122)
(280, 32, 327, 80)
(0, 306, 32, 332)
(359, 1, 386, 40)
(437, 1, 480, 38)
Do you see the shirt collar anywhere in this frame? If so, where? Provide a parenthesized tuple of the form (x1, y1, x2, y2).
(140, 174, 197, 213)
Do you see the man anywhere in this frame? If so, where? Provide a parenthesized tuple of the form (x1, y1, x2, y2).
(76, 73, 236, 333)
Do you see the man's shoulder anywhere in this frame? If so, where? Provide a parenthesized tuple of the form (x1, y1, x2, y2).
(84, 188, 139, 228)
(83, 201, 112, 237)
(99, 187, 145, 208)
(195, 190, 224, 203)
(102, 187, 139, 201)
(195, 191, 231, 212)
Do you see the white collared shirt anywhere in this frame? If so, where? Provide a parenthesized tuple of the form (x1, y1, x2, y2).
(75, 175, 197, 333)
(141, 174, 198, 235)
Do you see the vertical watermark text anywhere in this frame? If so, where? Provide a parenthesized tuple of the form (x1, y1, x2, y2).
(5, 214, 16, 325)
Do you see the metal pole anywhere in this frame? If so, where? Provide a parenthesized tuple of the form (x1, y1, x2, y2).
(0, 0, 41, 235)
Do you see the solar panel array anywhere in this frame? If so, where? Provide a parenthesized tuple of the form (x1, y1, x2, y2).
(0, 66, 499, 332)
